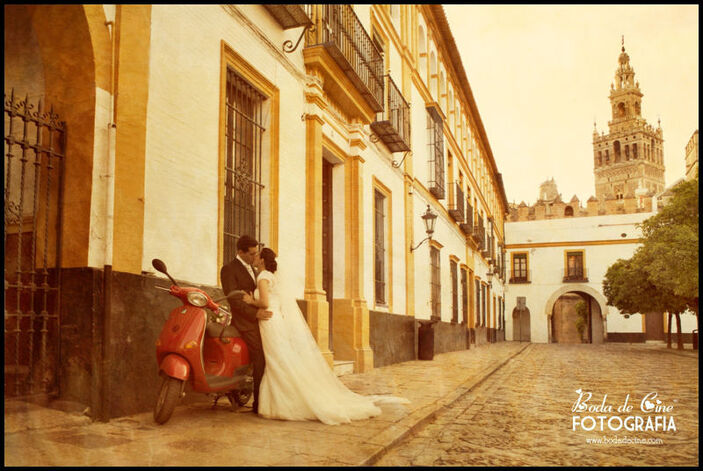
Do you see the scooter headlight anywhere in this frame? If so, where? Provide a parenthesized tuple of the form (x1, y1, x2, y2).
(186, 291, 208, 307)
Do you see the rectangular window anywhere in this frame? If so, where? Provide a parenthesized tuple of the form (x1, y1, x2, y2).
(450, 260, 458, 323)
(481, 284, 486, 326)
(374, 190, 386, 304)
(224, 70, 266, 263)
(511, 253, 528, 282)
(461, 267, 468, 324)
(427, 105, 445, 199)
(565, 251, 585, 281)
(474, 278, 481, 327)
(430, 246, 441, 319)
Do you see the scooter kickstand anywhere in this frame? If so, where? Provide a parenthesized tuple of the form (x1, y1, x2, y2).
(211, 395, 221, 409)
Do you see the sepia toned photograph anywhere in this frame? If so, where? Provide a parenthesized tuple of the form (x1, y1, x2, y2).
(4, 4, 698, 467)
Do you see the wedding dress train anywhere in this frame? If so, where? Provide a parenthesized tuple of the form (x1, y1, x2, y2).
(255, 270, 408, 425)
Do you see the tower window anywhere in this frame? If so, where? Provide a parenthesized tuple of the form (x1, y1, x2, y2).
(614, 141, 621, 163)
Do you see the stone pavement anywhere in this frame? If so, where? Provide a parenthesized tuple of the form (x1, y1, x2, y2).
(4, 342, 527, 467)
(376, 343, 699, 467)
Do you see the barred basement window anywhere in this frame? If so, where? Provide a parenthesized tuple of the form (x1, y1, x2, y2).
(430, 246, 441, 320)
(224, 70, 266, 263)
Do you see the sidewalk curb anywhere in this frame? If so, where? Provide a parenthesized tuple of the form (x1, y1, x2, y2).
(360, 343, 531, 466)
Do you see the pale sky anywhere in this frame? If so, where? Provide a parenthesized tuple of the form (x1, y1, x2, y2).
(444, 4, 699, 205)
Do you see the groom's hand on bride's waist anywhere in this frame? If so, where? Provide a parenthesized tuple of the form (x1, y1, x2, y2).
(256, 309, 273, 320)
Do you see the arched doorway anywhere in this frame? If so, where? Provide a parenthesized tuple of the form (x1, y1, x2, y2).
(4, 4, 106, 396)
(512, 306, 531, 342)
(550, 291, 604, 344)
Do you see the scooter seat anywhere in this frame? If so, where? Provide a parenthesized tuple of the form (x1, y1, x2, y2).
(205, 322, 240, 339)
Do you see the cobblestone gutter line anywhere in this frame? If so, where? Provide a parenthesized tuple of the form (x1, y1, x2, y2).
(361, 343, 532, 466)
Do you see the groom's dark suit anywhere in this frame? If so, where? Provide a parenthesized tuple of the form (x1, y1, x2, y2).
(220, 257, 266, 413)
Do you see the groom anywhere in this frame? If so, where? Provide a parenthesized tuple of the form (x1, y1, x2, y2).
(220, 235, 272, 414)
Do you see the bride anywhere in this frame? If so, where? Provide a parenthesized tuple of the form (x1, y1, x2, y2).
(241, 247, 408, 425)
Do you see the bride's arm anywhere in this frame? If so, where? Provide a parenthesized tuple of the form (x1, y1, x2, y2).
(242, 278, 270, 309)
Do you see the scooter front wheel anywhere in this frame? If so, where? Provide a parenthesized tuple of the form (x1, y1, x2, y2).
(154, 376, 183, 424)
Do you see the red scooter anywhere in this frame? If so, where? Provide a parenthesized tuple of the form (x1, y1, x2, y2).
(151, 259, 253, 424)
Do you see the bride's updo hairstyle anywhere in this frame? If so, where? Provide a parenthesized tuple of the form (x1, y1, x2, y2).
(260, 247, 277, 273)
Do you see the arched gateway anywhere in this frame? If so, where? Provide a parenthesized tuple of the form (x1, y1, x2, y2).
(545, 285, 608, 344)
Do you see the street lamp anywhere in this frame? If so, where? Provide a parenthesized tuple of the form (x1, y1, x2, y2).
(410, 205, 438, 252)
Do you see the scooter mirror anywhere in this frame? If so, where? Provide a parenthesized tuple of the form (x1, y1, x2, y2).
(152, 259, 168, 274)
(152, 259, 179, 286)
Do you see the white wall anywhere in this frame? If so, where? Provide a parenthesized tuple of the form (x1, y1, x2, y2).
(142, 5, 308, 286)
(504, 212, 670, 343)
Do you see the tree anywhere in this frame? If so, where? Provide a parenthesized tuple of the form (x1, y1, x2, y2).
(604, 249, 690, 349)
(603, 176, 699, 349)
(638, 176, 699, 310)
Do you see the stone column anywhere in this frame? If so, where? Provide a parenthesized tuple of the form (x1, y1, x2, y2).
(332, 153, 374, 372)
(303, 110, 333, 367)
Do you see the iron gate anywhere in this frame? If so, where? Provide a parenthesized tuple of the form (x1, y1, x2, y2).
(4, 90, 65, 397)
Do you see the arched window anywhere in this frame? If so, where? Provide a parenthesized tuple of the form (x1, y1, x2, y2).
(618, 102, 626, 117)
(418, 25, 427, 83)
(439, 70, 445, 100)
(625, 144, 630, 160)
(614, 141, 621, 162)
(429, 50, 437, 96)
(597, 151, 602, 166)
(633, 143, 638, 159)
(565, 206, 574, 217)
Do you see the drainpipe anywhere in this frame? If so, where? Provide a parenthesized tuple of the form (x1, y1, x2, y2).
(104, 19, 117, 267)
(97, 18, 117, 422)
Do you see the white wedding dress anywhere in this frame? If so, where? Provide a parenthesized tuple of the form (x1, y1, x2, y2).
(254, 269, 408, 425)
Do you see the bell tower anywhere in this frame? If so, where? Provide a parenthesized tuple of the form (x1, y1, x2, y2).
(592, 38, 665, 200)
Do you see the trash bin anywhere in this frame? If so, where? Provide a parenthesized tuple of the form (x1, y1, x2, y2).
(693, 329, 698, 350)
(418, 319, 439, 361)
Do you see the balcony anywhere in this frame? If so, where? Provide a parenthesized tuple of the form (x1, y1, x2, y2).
(304, 4, 384, 122)
(448, 183, 465, 222)
(264, 5, 313, 29)
(509, 270, 532, 284)
(370, 74, 410, 152)
(563, 268, 589, 283)
(472, 225, 485, 250)
(461, 202, 474, 235)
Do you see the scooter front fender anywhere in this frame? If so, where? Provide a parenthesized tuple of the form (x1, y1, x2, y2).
(159, 354, 191, 381)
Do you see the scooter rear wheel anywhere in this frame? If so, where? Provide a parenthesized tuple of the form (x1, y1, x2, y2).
(154, 376, 183, 424)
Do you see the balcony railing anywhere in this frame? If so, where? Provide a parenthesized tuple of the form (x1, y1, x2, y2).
(509, 270, 531, 284)
(461, 202, 474, 235)
(306, 4, 384, 112)
(563, 268, 589, 282)
(264, 4, 313, 29)
(472, 224, 485, 250)
(448, 183, 465, 222)
(370, 74, 410, 152)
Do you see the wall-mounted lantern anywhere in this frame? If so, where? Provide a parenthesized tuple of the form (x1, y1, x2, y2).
(410, 205, 438, 252)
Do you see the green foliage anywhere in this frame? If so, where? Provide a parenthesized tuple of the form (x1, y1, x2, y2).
(638, 178, 699, 302)
(603, 176, 698, 316)
(574, 300, 588, 339)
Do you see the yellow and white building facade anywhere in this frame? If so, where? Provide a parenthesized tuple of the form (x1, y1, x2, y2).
(4, 4, 508, 415)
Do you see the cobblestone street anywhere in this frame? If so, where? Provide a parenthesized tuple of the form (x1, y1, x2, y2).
(375, 344, 699, 467)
